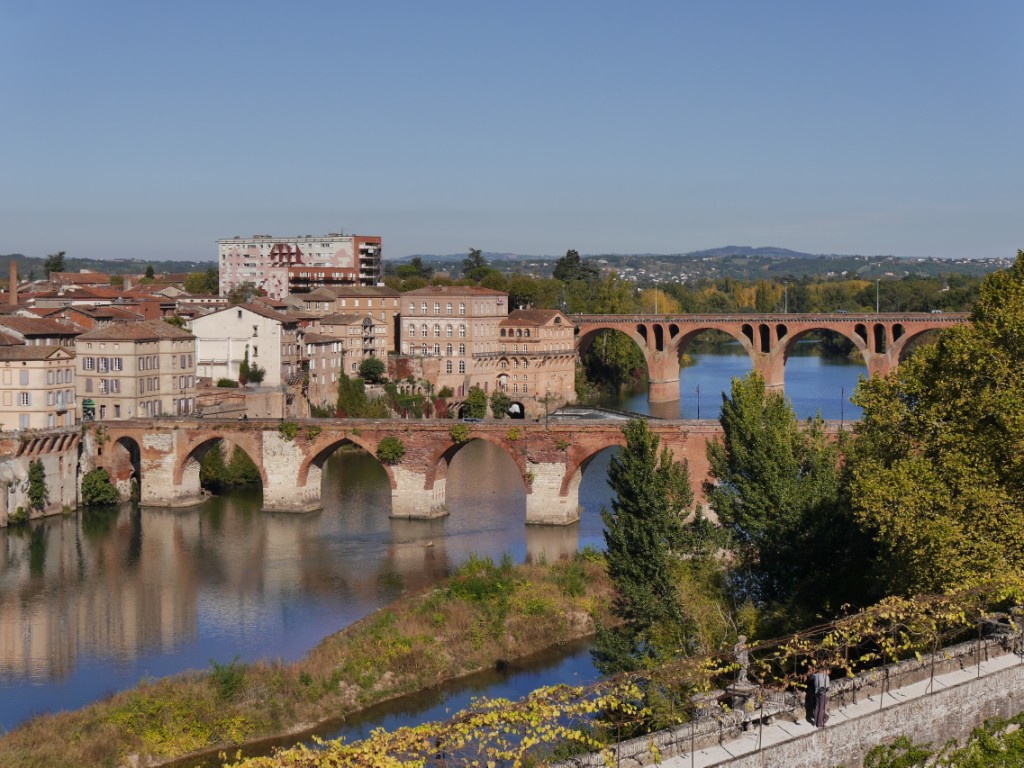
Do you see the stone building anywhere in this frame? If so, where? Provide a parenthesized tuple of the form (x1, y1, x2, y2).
(315, 314, 386, 375)
(75, 321, 197, 420)
(298, 285, 401, 352)
(0, 346, 76, 430)
(491, 309, 576, 406)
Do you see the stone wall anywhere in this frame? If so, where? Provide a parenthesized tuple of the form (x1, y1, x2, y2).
(0, 429, 80, 527)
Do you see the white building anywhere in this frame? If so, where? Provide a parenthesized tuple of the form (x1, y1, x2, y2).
(218, 234, 382, 300)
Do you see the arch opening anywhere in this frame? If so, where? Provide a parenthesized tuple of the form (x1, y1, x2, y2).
(111, 437, 142, 501)
(576, 328, 651, 396)
(779, 328, 869, 419)
(672, 329, 754, 419)
(441, 438, 528, 523)
(309, 437, 393, 515)
(192, 438, 265, 496)
(896, 328, 942, 364)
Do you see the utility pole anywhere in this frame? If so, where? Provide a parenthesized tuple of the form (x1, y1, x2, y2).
(876, 279, 880, 313)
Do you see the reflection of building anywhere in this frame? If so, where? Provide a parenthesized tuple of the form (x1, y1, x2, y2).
(75, 321, 197, 420)
(218, 234, 383, 300)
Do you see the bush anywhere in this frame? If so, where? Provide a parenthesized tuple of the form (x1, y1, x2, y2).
(81, 468, 120, 507)
(358, 357, 387, 383)
(8, 506, 28, 525)
(27, 459, 48, 511)
(278, 422, 299, 441)
(376, 436, 406, 465)
(490, 390, 512, 419)
(449, 423, 470, 443)
(208, 656, 246, 702)
(216, 378, 239, 388)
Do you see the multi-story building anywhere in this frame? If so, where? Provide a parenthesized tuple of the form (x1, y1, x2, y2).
(218, 234, 382, 300)
(189, 304, 308, 386)
(303, 332, 344, 409)
(316, 314, 386, 375)
(399, 286, 509, 397)
(491, 309, 576, 403)
(299, 285, 401, 352)
(75, 321, 197, 421)
(0, 346, 76, 430)
(0, 317, 82, 347)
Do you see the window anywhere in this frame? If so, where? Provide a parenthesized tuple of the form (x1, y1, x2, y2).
(501, 361, 507, 370)
(433, 302, 440, 315)
(433, 324, 441, 338)
(47, 371, 53, 385)
(459, 302, 465, 315)
(446, 361, 453, 373)
(458, 361, 466, 373)
(459, 325, 466, 338)
(20, 415, 29, 430)
(513, 359, 519, 369)
(433, 343, 440, 355)
(98, 357, 108, 372)
(421, 302, 428, 314)
(446, 325, 453, 338)
(459, 343, 466, 355)
(18, 392, 30, 406)
(446, 302, 452, 315)
(408, 302, 415, 314)
(446, 343, 453, 355)
(85, 379, 93, 393)
(421, 324, 428, 338)
(523, 359, 529, 369)
(113, 358, 122, 371)
(19, 371, 28, 385)
(114, 405, 121, 418)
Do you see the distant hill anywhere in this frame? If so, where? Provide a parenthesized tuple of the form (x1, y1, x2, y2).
(0, 254, 216, 280)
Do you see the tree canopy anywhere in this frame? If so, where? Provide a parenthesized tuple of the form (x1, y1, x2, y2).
(44, 251, 66, 276)
(552, 249, 599, 283)
(849, 250, 1024, 594)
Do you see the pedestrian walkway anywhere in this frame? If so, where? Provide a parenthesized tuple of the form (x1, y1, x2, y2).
(659, 650, 1023, 767)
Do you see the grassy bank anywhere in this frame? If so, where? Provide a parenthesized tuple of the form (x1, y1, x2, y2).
(0, 551, 614, 768)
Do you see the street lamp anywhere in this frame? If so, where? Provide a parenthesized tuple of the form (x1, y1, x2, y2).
(545, 383, 550, 426)
(696, 384, 701, 420)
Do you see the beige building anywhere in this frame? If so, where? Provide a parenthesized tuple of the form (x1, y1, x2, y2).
(299, 286, 401, 352)
(316, 314, 386, 375)
(0, 346, 76, 430)
(76, 321, 197, 421)
(303, 332, 343, 409)
(492, 309, 576, 405)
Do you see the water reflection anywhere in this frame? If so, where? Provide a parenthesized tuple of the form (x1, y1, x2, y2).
(0, 439, 617, 731)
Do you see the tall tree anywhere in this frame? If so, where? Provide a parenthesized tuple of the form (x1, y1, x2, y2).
(706, 372, 864, 611)
(553, 249, 599, 283)
(849, 251, 1024, 594)
(593, 419, 694, 674)
(44, 251, 66, 276)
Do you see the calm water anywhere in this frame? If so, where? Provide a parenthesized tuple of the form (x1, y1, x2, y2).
(599, 341, 866, 421)
(0, 348, 862, 734)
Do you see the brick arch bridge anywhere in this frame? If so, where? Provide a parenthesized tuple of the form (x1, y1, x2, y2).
(573, 312, 966, 402)
(90, 417, 839, 525)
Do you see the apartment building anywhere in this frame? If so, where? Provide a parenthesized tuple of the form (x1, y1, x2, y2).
(316, 314, 386, 374)
(76, 321, 197, 421)
(491, 309, 576, 402)
(0, 346, 76, 430)
(218, 234, 382, 300)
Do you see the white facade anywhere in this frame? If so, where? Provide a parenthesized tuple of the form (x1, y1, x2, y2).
(218, 234, 382, 300)
(190, 306, 292, 386)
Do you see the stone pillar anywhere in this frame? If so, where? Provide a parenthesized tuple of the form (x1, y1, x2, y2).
(262, 431, 322, 512)
(136, 430, 207, 508)
(391, 466, 448, 519)
(647, 351, 681, 404)
(753, 350, 786, 392)
(525, 461, 580, 525)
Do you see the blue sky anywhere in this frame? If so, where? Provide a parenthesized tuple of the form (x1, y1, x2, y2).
(2, 1, 1021, 262)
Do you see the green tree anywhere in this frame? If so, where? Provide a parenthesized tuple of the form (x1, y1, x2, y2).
(80, 468, 121, 506)
(44, 251, 65, 276)
(226, 281, 263, 304)
(145, 265, 155, 279)
(238, 348, 251, 387)
(376, 436, 406, 465)
(592, 419, 694, 674)
(552, 249, 599, 283)
(489, 390, 512, 419)
(463, 385, 488, 418)
(358, 356, 387, 383)
(706, 372, 863, 611)
(849, 251, 1024, 594)
(27, 459, 48, 511)
(184, 268, 219, 295)
(394, 257, 433, 280)
(461, 248, 494, 282)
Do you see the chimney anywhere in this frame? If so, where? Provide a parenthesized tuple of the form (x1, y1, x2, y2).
(8, 261, 16, 307)
(124, 276, 133, 291)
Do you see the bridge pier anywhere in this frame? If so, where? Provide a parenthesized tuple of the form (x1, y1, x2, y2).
(525, 462, 580, 525)
(390, 467, 448, 519)
(754, 351, 786, 392)
(648, 352, 682, 404)
(262, 431, 323, 512)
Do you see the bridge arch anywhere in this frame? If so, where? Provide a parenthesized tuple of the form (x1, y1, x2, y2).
(560, 439, 625, 502)
(174, 432, 267, 488)
(891, 325, 946, 365)
(298, 433, 396, 490)
(108, 436, 141, 501)
(424, 434, 527, 493)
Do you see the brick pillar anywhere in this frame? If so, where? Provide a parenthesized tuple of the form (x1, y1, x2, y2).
(525, 461, 580, 525)
(753, 349, 786, 392)
(391, 466, 448, 519)
(647, 350, 681, 403)
(262, 431, 322, 512)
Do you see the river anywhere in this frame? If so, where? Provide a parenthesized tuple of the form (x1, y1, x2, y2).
(0, 347, 865, 736)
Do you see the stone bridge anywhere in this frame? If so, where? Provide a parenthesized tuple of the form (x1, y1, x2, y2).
(573, 312, 967, 402)
(88, 418, 767, 524)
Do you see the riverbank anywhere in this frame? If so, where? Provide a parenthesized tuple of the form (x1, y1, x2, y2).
(0, 550, 615, 768)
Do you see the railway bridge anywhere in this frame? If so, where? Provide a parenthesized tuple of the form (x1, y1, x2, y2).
(572, 312, 966, 402)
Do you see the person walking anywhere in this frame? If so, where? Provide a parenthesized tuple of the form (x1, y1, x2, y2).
(811, 666, 830, 727)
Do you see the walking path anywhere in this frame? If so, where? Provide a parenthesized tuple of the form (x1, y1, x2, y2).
(659, 650, 1023, 767)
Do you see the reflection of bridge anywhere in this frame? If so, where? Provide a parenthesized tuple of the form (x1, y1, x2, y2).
(573, 313, 967, 402)
(92, 418, 840, 523)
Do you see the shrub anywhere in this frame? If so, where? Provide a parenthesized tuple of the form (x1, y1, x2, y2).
(437, 386, 455, 398)
(278, 422, 299, 441)
(490, 390, 512, 419)
(304, 426, 322, 441)
(358, 357, 387, 383)
(555, 439, 571, 451)
(376, 436, 406, 465)
(209, 656, 247, 701)
(449, 423, 470, 444)
(81, 468, 120, 506)
(216, 378, 239, 388)
(8, 506, 28, 525)
(28, 459, 48, 511)
(506, 427, 522, 441)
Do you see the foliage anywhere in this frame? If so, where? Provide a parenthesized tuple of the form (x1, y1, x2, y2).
(463, 385, 488, 418)
(461, 248, 495, 282)
(376, 436, 406, 465)
(437, 385, 454, 399)
(358, 356, 387, 383)
(209, 656, 247, 702)
(109, 274, 124, 287)
(238, 348, 251, 387)
(506, 427, 522, 441)
(337, 373, 392, 418)
(44, 250, 66, 275)
(8, 506, 28, 525)
(200, 442, 262, 490)
(304, 426, 322, 441)
(553, 248, 599, 283)
(863, 712, 1024, 767)
(81, 468, 120, 506)
(27, 459, 47, 511)
(163, 315, 187, 328)
(849, 251, 1024, 594)
(392, 256, 433, 280)
(226, 281, 265, 304)
(278, 422, 299, 441)
(144, 265, 155, 279)
(216, 378, 239, 387)
(449, 423, 470, 443)
(593, 418, 695, 674)
(706, 371, 869, 613)
(184, 268, 219, 295)
(489, 389, 512, 419)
